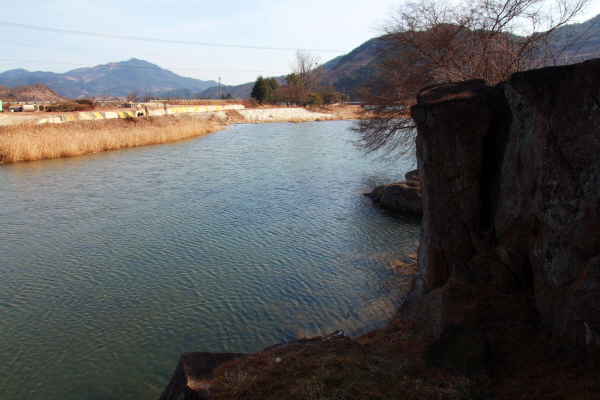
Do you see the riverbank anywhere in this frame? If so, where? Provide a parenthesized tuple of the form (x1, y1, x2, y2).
(0, 116, 223, 164)
(160, 261, 597, 400)
(181, 287, 595, 400)
(0, 105, 364, 164)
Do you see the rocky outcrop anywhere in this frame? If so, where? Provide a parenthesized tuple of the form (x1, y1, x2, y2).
(403, 59, 600, 354)
(365, 169, 423, 214)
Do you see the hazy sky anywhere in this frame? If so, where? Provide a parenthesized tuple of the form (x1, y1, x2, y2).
(1, 0, 599, 86)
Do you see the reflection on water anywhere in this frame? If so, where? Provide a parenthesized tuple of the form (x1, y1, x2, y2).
(0, 120, 420, 399)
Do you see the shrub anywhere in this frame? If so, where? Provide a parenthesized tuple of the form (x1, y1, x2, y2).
(45, 101, 87, 112)
(73, 98, 96, 110)
(307, 93, 323, 107)
(45, 99, 96, 112)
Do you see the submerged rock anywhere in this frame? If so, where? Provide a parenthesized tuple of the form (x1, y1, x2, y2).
(365, 169, 423, 214)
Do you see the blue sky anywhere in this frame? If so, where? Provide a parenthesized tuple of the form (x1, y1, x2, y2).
(1, 0, 599, 86)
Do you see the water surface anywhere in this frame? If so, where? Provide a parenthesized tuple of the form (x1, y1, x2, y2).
(0, 120, 419, 399)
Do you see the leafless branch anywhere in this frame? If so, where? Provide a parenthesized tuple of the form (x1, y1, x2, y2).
(355, 0, 591, 156)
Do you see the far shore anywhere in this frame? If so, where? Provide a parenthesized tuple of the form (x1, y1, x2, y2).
(0, 105, 365, 164)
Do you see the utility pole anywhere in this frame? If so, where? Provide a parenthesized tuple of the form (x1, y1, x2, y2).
(219, 77, 221, 100)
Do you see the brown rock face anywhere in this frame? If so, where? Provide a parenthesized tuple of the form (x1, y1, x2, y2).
(406, 59, 600, 348)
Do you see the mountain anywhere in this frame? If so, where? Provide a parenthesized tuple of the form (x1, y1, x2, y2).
(319, 38, 384, 100)
(310, 13, 600, 100)
(200, 82, 254, 100)
(199, 77, 288, 100)
(198, 39, 384, 101)
(2, 14, 597, 101)
(0, 59, 218, 99)
(0, 82, 66, 102)
(548, 13, 600, 63)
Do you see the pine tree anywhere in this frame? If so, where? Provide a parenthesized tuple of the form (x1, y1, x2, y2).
(268, 77, 280, 92)
(250, 76, 279, 103)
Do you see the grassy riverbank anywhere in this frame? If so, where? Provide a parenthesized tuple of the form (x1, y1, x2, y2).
(0, 105, 365, 164)
(0, 116, 223, 164)
(207, 321, 481, 400)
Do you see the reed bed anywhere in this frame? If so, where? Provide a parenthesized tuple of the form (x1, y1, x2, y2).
(0, 116, 224, 164)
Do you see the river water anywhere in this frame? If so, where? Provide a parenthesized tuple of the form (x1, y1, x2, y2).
(0, 120, 420, 399)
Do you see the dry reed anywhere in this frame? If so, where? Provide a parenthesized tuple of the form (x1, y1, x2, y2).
(0, 116, 223, 164)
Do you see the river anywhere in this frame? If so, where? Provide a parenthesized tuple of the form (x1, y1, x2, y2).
(0, 120, 419, 399)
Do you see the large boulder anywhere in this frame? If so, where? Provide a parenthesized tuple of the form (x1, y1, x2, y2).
(403, 59, 600, 352)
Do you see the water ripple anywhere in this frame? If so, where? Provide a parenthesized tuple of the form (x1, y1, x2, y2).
(0, 121, 419, 400)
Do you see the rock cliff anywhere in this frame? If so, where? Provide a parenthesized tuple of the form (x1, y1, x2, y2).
(403, 59, 600, 355)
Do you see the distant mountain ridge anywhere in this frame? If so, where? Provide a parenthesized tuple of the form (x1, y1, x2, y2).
(1, 14, 597, 101)
(316, 13, 600, 100)
(0, 59, 218, 99)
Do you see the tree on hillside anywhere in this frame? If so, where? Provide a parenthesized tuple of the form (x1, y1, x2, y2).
(307, 92, 324, 106)
(250, 76, 280, 103)
(268, 77, 280, 92)
(354, 0, 590, 156)
(319, 86, 342, 105)
(284, 73, 302, 87)
(270, 85, 309, 106)
(290, 50, 324, 93)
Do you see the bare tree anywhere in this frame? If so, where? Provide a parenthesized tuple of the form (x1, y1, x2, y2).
(126, 91, 140, 103)
(354, 0, 590, 156)
(290, 50, 324, 93)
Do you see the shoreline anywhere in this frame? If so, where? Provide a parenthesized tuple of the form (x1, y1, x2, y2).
(0, 105, 364, 164)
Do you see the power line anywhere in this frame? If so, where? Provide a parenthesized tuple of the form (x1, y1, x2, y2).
(0, 40, 375, 67)
(0, 40, 261, 63)
(0, 40, 374, 69)
(0, 21, 349, 53)
(0, 1, 346, 40)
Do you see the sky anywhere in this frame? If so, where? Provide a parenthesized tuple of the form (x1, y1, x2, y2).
(1, 0, 599, 86)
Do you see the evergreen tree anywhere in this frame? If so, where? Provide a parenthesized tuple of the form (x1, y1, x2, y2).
(250, 76, 279, 103)
(268, 77, 280, 92)
(307, 93, 323, 106)
(284, 73, 301, 86)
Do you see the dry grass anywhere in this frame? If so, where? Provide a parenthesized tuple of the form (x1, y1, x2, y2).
(312, 105, 371, 120)
(208, 325, 491, 400)
(0, 116, 223, 164)
(0, 105, 363, 164)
